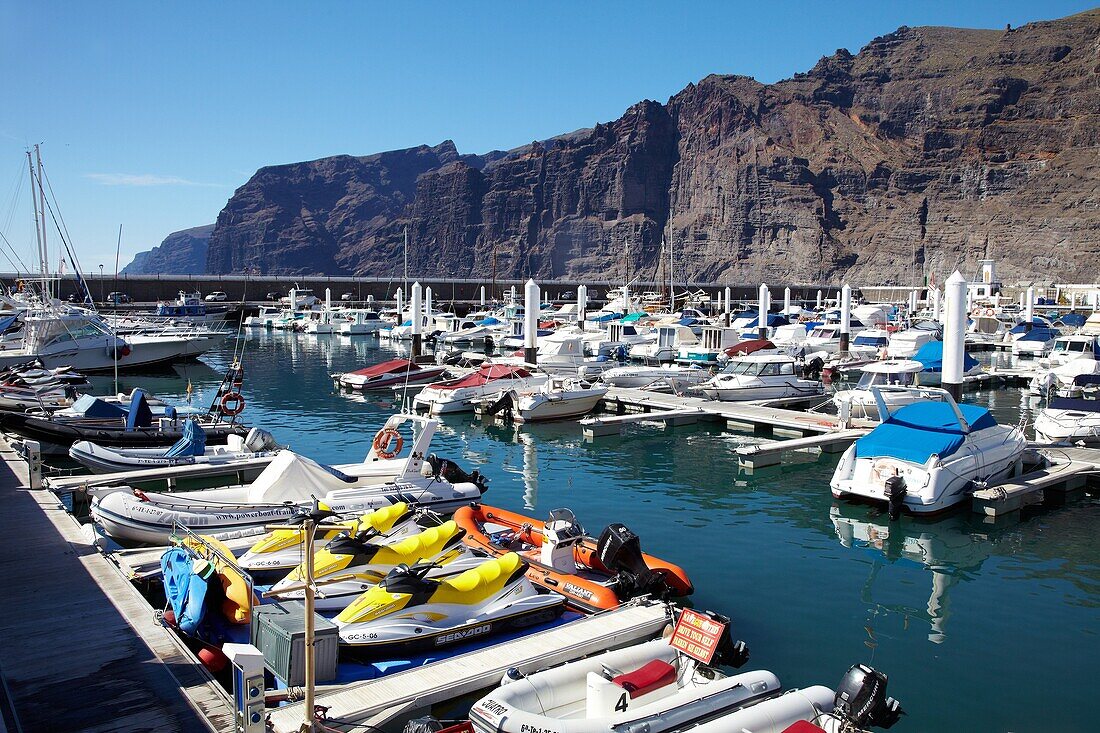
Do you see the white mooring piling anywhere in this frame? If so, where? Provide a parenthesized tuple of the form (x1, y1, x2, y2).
(840, 284, 852, 352)
(784, 286, 791, 314)
(942, 270, 968, 401)
(816, 289, 823, 309)
(480, 285, 485, 307)
(577, 284, 587, 326)
(395, 287, 404, 322)
(758, 283, 769, 339)
(1025, 286, 1035, 323)
(931, 287, 941, 322)
(411, 282, 422, 358)
(524, 279, 539, 364)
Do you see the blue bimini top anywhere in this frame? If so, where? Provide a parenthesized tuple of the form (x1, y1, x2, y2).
(854, 401, 997, 464)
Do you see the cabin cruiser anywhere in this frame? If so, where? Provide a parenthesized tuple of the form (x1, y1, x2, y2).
(832, 360, 932, 420)
(831, 387, 1027, 516)
(530, 332, 623, 377)
(1027, 359, 1100, 398)
(155, 291, 226, 325)
(438, 317, 505, 347)
(486, 377, 607, 423)
(244, 306, 283, 329)
(629, 324, 699, 363)
(803, 319, 866, 354)
(1011, 324, 1061, 357)
(1034, 383, 1100, 445)
(887, 323, 940, 358)
(90, 414, 487, 543)
(676, 326, 739, 365)
(338, 309, 387, 335)
(414, 364, 547, 414)
(1042, 334, 1098, 368)
(697, 354, 823, 401)
(847, 328, 891, 358)
(334, 359, 450, 391)
(966, 313, 1011, 345)
(598, 364, 711, 391)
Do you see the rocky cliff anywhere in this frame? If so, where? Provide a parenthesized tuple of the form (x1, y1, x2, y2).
(122, 224, 213, 275)
(206, 9, 1100, 285)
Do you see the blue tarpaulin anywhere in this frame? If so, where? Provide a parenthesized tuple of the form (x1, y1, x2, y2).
(70, 394, 128, 419)
(164, 419, 207, 458)
(854, 402, 997, 464)
(914, 341, 978, 373)
(125, 389, 154, 430)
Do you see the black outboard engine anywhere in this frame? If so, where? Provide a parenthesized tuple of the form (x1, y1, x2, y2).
(699, 610, 750, 669)
(884, 476, 907, 521)
(834, 664, 904, 729)
(426, 454, 489, 495)
(596, 523, 669, 601)
(803, 356, 825, 381)
(482, 390, 516, 419)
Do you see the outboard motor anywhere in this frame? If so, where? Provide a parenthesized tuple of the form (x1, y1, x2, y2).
(699, 610, 750, 669)
(426, 454, 489, 494)
(834, 663, 904, 729)
(243, 427, 278, 453)
(482, 390, 517, 419)
(596, 523, 669, 601)
(803, 356, 825, 381)
(884, 475, 907, 521)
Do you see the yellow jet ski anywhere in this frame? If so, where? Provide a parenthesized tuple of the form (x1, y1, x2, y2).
(237, 502, 427, 574)
(267, 520, 483, 610)
(335, 552, 565, 657)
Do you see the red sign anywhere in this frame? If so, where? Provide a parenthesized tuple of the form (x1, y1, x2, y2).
(669, 608, 727, 664)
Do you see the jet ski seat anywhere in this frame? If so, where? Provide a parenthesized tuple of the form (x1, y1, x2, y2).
(432, 552, 526, 605)
(358, 502, 413, 534)
(372, 521, 464, 565)
(613, 659, 678, 698)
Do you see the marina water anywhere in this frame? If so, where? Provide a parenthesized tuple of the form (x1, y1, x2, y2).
(89, 331, 1098, 732)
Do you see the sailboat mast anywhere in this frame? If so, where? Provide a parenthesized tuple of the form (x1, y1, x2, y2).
(403, 226, 408, 294)
(668, 235, 673, 312)
(34, 146, 50, 301)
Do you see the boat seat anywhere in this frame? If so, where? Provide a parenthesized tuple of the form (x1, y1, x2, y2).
(613, 659, 677, 698)
(431, 553, 525, 605)
(356, 502, 411, 534)
(372, 521, 464, 566)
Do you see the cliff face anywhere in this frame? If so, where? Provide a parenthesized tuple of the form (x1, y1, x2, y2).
(206, 9, 1100, 284)
(122, 224, 213, 275)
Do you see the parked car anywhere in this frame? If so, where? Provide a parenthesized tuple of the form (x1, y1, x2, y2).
(107, 291, 131, 304)
(204, 291, 228, 302)
(341, 292, 354, 301)
(266, 292, 281, 302)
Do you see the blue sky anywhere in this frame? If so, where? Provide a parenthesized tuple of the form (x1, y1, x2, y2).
(1, 0, 1094, 271)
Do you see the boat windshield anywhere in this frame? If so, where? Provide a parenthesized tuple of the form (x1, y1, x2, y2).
(853, 335, 887, 347)
(810, 327, 838, 339)
(1054, 340, 1088, 352)
(722, 360, 756, 375)
(725, 360, 793, 376)
(856, 371, 915, 389)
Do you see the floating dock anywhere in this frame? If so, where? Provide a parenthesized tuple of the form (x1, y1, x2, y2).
(266, 599, 672, 733)
(734, 429, 867, 469)
(0, 438, 234, 732)
(971, 445, 1100, 517)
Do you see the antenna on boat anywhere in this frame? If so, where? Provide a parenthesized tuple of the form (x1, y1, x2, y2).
(112, 224, 123, 396)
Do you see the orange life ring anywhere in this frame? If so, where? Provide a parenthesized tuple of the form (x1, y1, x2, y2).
(372, 427, 403, 459)
(219, 391, 245, 417)
(985, 308, 995, 316)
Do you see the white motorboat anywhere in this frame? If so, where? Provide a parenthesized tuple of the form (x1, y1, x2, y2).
(598, 364, 711, 391)
(530, 332, 622, 377)
(629, 325, 698, 363)
(1034, 386, 1100, 445)
(847, 328, 891, 358)
(490, 376, 607, 423)
(90, 414, 488, 543)
(1011, 324, 1061, 357)
(1042, 334, 1098, 368)
(1027, 359, 1100, 398)
(831, 387, 1027, 516)
(470, 632, 902, 733)
(68, 424, 282, 474)
(886, 323, 940, 358)
(334, 358, 450, 391)
(697, 354, 823, 401)
(414, 363, 547, 414)
(803, 321, 865, 354)
(244, 306, 284, 329)
(832, 360, 933, 420)
(966, 313, 1010, 345)
(676, 326, 739, 365)
(338, 309, 388, 335)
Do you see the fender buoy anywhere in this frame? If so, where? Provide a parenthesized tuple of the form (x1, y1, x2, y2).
(372, 427, 403, 459)
(985, 308, 995, 316)
(219, 392, 245, 417)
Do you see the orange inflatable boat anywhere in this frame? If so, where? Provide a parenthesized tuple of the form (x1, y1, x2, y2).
(453, 504, 693, 613)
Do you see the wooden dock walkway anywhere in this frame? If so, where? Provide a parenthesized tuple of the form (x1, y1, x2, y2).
(266, 599, 673, 733)
(0, 439, 234, 733)
(734, 429, 867, 469)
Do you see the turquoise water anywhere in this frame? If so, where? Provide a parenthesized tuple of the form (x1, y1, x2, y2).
(93, 332, 1097, 732)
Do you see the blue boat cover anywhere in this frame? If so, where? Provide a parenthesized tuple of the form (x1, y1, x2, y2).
(678, 317, 698, 326)
(125, 389, 154, 431)
(1057, 314, 1086, 328)
(70, 394, 128, 419)
(164, 419, 207, 458)
(477, 317, 501, 326)
(914, 341, 978, 373)
(854, 402, 998, 464)
(0, 315, 17, 332)
(160, 548, 207, 636)
(1049, 396, 1100, 412)
(741, 314, 791, 328)
(1072, 374, 1100, 387)
(1017, 327, 1060, 342)
(590, 312, 620, 323)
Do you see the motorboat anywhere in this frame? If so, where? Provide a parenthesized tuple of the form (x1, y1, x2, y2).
(67, 423, 281, 474)
(244, 306, 283, 329)
(886, 323, 940, 358)
(333, 553, 566, 656)
(803, 320, 865, 354)
(333, 358, 450, 391)
(1034, 383, 1100, 445)
(598, 364, 711, 391)
(0, 360, 88, 413)
(486, 377, 607, 423)
(912, 341, 983, 386)
(454, 505, 692, 613)
(832, 360, 932, 421)
(237, 502, 428, 573)
(966, 313, 1010, 345)
(90, 414, 488, 543)
(470, 634, 902, 733)
(414, 364, 546, 414)
(1027, 359, 1100, 398)
(697, 354, 823, 402)
(847, 328, 891, 358)
(1042, 334, 1098, 368)
(830, 387, 1027, 516)
(338, 309, 388, 335)
(715, 338, 779, 366)
(154, 291, 226, 325)
(1011, 324, 1061, 357)
(0, 389, 247, 454)
(527, 332, 622, 377)
(676, 326, 740, 365)
(629, 325, 698, 363)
